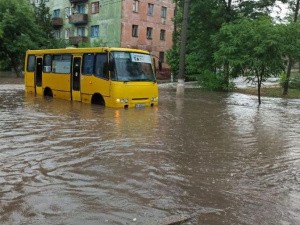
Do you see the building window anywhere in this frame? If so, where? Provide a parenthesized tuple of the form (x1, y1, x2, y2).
(77, 27, 85, 37)
(91, 25, 99, 38)
(146, 27, 153, 39)
(159, 52, 165, 63)
(55, 29, 60, 39)
(161, 6, 167, 18)
(133, 0, 139, 13)
(91, 2, 99, 14)
(148, 3, 154, 16)
(160, 29, 166, 41)
(65, 29, 70, 39)
(53, 9, 60, 18)
(65, 7, 71, 18)
(132, 25, 138, 37)
(77, 4, 85, 14)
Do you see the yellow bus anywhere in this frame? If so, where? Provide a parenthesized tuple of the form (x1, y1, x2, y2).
(24, 47, 158, 108)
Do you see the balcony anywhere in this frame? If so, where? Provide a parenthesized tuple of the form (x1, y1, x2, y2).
(69, 13, 88, 25)
(69, 0, 88, 3)
(69, 36, 88, 46)
(51, 17, 63, 27)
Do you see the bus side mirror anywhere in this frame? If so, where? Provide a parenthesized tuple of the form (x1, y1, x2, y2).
(159, 61, 162, 71)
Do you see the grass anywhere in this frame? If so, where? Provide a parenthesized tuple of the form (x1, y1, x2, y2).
(235, 86, 300, 98)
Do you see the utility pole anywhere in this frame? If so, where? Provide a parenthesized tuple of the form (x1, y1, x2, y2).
(176, 0, 190, 98)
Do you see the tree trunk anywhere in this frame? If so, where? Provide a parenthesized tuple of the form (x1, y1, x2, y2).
(283, 0, 299, 95)
(258, 82, 261, 105)
(176, 0, 190, 98)
(224, 62, 229, 89)
(11, 59, 20, 78)
(283, 56, 293, 95)
(257, 72, 262, 105)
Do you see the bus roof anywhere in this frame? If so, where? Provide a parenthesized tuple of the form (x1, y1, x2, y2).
(26, 47, 150, 55)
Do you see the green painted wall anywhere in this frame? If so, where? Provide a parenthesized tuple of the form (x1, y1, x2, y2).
(89, 1, 122, 47)
(43, 0, 122, 47)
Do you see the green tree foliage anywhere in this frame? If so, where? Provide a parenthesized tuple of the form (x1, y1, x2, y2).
(0, 0, 67, 76)
(167, 0, 289, 91)
(78, 39, 106, 48)
(282, 0, 300, 95)
(0, 0, 40, 75)
(167, 0, 236, 80)
(213, 17, 285, 104)
(33, 2, 68, 49)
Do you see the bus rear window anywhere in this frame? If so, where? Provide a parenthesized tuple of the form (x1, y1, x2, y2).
(27, 55, 35, 72)
(52, 54, 71, 73)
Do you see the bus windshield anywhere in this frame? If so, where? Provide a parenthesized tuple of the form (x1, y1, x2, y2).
(111, 52, 156, 82)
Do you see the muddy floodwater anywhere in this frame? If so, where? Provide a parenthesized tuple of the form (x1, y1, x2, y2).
(1, 79, 300, 225)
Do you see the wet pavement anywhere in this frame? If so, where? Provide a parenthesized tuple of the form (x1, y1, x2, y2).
(0, 78, 300, 225)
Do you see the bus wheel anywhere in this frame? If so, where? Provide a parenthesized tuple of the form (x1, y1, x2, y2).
(44, 87, 53, 97)
(91, 93, 105, 106)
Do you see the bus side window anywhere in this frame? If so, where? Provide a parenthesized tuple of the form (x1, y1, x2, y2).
(43, 54, 52, 73)
(27, 55, 36, 72)
(82, 54, 94, 75)
(52, 54, 71, 74)
(95, 53, 109, 80)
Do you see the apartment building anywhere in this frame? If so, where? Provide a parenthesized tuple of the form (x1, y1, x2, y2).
(31, 0, 175, 78)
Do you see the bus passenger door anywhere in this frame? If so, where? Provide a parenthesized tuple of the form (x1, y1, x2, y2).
(35, 57, 43, 95)
(72, 57, 82, 101)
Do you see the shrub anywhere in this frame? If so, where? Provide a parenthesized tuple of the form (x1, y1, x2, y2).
(196, 70, 235, 91)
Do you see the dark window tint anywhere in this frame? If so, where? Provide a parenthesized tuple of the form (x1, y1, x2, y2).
(95, 53, 108, 79)
(82, 54, 94, 75)
(27, 55, 35, 72)
(43, 54, 52, 72)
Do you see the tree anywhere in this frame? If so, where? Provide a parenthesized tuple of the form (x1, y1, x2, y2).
(33, 2, 68, 49)
(282, 0, 300, 95)
(213, 17, 285, 104)
(167, 0, 285, 90)
(0, 0, 42, 76)
(0, 0, 67, 76)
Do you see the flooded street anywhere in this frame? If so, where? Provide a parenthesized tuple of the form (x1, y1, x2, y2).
(1, 80, 300, 225)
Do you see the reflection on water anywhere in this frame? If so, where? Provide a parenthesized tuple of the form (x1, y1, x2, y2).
(1, 84, 300, 225)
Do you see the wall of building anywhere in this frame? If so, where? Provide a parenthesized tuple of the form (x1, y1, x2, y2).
(33, 0, 174, 78)
(121, 0, 175, 78)
(41, 0, 122, 47)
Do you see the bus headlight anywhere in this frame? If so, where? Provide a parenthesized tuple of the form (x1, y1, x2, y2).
(116, 98, 128, 104)
(152, 97, 158, 102)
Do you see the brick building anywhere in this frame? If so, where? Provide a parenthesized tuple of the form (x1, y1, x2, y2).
(31, 0, 175, 78)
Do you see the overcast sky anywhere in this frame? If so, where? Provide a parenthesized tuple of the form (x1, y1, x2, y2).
(271, 1, 290, 20)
